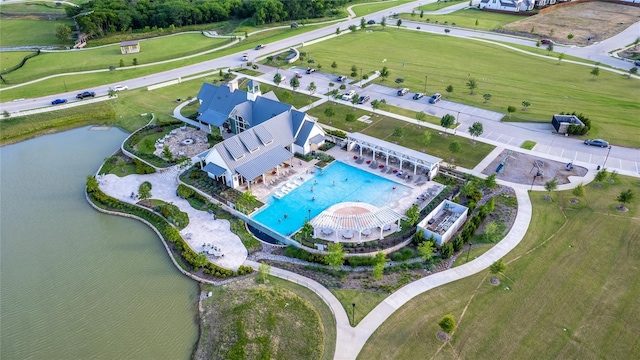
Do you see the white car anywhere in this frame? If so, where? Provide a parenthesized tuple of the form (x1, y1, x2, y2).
(241, 53, 248, 61)
(112, 85, 128, 92)
(341, 90, 356, 101)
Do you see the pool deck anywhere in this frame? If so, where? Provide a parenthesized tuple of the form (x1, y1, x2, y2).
(249, 146, 445, 225)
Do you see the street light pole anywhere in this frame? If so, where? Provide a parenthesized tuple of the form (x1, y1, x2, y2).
(360, 68, 363, 87)
(603, 145, 612, 168)
(466, 243, 473, 262)
(308, 209, 311, 222)
(352, 303, 356, 326)
(424, 75, 428, 95)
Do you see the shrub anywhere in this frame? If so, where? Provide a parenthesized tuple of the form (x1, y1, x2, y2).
(348, 256, 376, 267)
(177, 184, 195, 198)
(452, 235, 464, 252)
(441, 242, 454, 259)
(133, 158, 156, 174)
(236, 265, 254, 276)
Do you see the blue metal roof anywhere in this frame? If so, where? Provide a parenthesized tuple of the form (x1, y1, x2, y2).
(203, 162, 226, 176)
(294, 120, 314, 147)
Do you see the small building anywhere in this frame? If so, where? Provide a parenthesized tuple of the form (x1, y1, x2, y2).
(479, 0, 534, 12)
(551, 114, 585, 134)
(416, 200, 468, 247)
(120, 40, 140, 54)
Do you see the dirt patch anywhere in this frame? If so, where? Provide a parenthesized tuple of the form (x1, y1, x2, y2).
(503, 2, 640, 46)
(481, 149, 587, 186)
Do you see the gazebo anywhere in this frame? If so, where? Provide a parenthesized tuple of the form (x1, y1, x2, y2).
(309, 202, 403, 242)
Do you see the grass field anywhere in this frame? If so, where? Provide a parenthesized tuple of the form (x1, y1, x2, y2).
(333, 289, 389, 326)
(307, 101, 494, 169)
(301, 30, 640, 147)
(0, 1, 70, 14)
(359, 177, 640, 359)
(350, 0, 415, 17)
(0, 19, 74, 47)
(400, 7, 525, 31)
(0, 51, 36, 70)
(3, 34, 231, 83)
(197, 277, 326, 360)
(417, 0, 467, 12)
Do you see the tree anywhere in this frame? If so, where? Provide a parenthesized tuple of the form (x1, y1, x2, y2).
(119, 59, 125, 67)
(405, 204, 420, 225)
(557, 52, 565, 64)
(258, 262, 271, 283)
(546, 42, 554, 55)
(326, 243, 346, 270)
(324, 106, 335, 120)
(629, 67, 638, 76)
(348, 24, 357, 32)
(372, 251, 386, 280)
(289, 76, 300, 90)
(300, 222, 313, 239)
(193, 253, 207, 270)
(360, 17, 366, 30)
(371, 99, 381, 114)
(392, 126, 404, 137)
(132, 58, 138, 66)
(417, 240, 435, 263)
(138, 181, 152, 201)
(421, 130, 432, 146)
(484, 173, 498, 189)
(445, 84, 454, 98)
(441, 242, 454, 259)
(475, 19, 479, 27)
(616, 189, 635, 210)
(86, 175, 99, 193)
(590, 66, 600, 80)
(380, 16, 387, 30)
(351, 93, 359, 109)
(572, 183, 585, 198)
(273, 72, 282, 86)
(336, 27, 341, 35)
(439, 314, 456, 334)
(536, 40, 541, 48)
(507, 105, 516, 118)
(346, 113, 356, 122)
(108, 89, 117, 98)
(420, 10, 424, 18)
(54, 24, 72, 41)
(483, 221, 500, 242)
(331, 61, 338, 73)
(449, 141, 461, 155)
(594, 168, 608, 183)
(521, 101, 531, 111)
(468, 121, 484, 140)
(239, 190, 257, 212)
(483, 93, 492, 103)
(466, 78, 478, 95)
(440, 114, 455, 132)
(416, 111, 427, 126)
(162, 145, 173, 161)
(396, 19, 402, 29)
(544, 177, 559, 196)
(490, 259, 507, 277)
(380, 66, 390, 81)
(350, 64, 358, 77)
(307, 82, 317, 96)
(567, 33, 574, 40)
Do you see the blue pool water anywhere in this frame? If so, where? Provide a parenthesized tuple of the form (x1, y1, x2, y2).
(251, 161, 411, 236)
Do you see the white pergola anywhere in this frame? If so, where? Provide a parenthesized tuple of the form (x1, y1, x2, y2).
(310, 206, 403, 242)
(346, 132, 442, 179)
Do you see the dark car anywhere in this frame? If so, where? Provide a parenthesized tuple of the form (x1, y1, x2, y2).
(51, 98, 67, 105)
(255, 44, 266, 50)
(358, 95, 370, 104)
(76, 91, 96, 99)
(306, 67, 316, 74)
(412, 93, 424, 100)
(337, 75, 347, 82)
(584, 139, 609, 147)
(429, 93, 442, 104)
(541, 38, 554, 45)
(634, 60, 640, 66)
(367, 20, 375, 25)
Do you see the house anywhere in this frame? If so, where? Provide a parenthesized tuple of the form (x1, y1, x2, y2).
(551, 114, 585, 134)
(195, 80, 326, 189)
(120, 40, 140, 54)
(416, 200, 468, 247)
(479, 0, 534, 12)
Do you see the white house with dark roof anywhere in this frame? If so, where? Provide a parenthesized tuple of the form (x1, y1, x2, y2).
(194, 80, 326, 189)
(479, 0, 534, 11)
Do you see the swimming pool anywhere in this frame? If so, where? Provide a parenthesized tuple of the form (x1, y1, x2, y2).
(251, 161, 411, 236)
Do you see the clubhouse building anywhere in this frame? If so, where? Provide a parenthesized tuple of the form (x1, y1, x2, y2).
(194, 80, 326, 189)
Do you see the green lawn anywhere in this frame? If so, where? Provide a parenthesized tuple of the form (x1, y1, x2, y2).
(301, 30, 640, 147)
(3, 34, 231, 83)
(0, 19, 75, 47)
(520, 140, 536, 150)
(239, 79, 320, 109)
(400, 7, 525, 31)
(0, 1, 70, 14)
(350, 0, 415, 17)
(332, 289, 389, 326)
(359, 176, 640, 359)
(417, 0, 467, 12)
(0, 51, 35, 71)
(308, 102, 494, 169)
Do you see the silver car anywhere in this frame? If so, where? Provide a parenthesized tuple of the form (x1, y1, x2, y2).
(584, 139, 609, 147)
